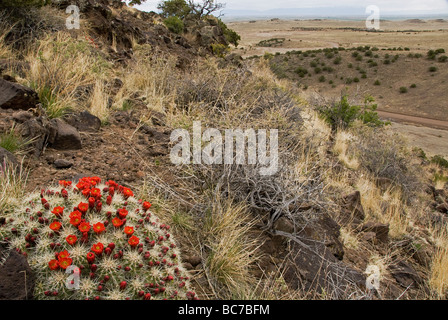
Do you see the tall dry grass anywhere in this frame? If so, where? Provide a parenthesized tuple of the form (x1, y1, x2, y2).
(200, 196, 261, 298)
(429, 226, 448, 299)
(24, 32, 111, 118)
(0, 162, 27, 217)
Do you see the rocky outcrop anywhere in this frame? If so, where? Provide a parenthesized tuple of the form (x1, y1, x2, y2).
(0, 78, 39, 110)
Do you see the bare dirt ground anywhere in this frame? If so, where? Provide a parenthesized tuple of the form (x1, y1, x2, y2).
(229, 18, 448, 158)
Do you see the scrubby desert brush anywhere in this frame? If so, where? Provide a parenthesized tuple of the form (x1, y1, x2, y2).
(0, 176, 197, 300)
(350, 126, 422, 198)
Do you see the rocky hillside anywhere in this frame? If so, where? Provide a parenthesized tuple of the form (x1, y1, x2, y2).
(1, 1, 448, 300)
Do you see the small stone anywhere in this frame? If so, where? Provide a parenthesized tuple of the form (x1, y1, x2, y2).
(54, 159, 73, 169)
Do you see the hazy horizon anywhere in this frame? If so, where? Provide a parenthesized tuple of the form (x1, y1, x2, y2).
(130, 0, 448, 19)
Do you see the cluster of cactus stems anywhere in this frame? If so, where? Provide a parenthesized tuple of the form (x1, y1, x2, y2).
(0, 177, 197, 300)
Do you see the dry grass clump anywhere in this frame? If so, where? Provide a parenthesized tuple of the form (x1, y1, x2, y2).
(89, 80, 110, 125)
(0, 162, 27, 216)
(23, 32, 111, 118)
(200, 197, 260, 297)
(113, 47, 178, 116)
(430, 226, 448, 299)
(333, 130, 359, 170)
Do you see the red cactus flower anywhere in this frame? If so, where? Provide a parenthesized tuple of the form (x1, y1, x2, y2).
(95, 201, 102, 213)
(128, 235, 140, 247)
(61, 189, 68, 199)
(90, 188, 101, 199)
(86, 252, 95, 264)
(59, 180, 72, 187)
(49, 259, 59, 270)
(119, 281, 127, 290)
(77, 202, 89, 214)
(106, 195, 112, 205)
(108, 187, 115, 196)
(51, 206, 64, 218)
(78, 222, 91, 233)
(66, 234, 77, 246)
(106, 180, 118, 189)
(91, 242, 104, 256)
(59, 257, 72, 270)
(70, 215, 82, 227)
(124, 226, 134, 236)
(112, 217, 123, 228)
(122, 187, 134, 199)
(118, 208, 128, 219)
(58, 250, 70, 260)
(142, 201, 152, 211)
(49, 221, 62, 231)
(82, 188, 91, 198)
(93, 222, 105, 234)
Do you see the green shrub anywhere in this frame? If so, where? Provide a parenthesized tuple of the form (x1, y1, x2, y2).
(157, 0, 191, 19)
(212, 43, 230, 57)
(429, 66, 438, 72)
(399, 87, 408, 93)
(317, 95, 387, 130)
(319, 75, 326, 82)
(410, 83, 417, 88)
(218, 19, 241, 47)
(431, 155, 448, 168)
(163, 16, 184, 34)
(333, 56, 342, 65)
(295, 66, 308, 77)
(374, 80, 381, 85)
(438, 55, 448, 62)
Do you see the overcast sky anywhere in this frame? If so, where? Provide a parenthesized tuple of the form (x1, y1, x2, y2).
(132, 0, 448, 15)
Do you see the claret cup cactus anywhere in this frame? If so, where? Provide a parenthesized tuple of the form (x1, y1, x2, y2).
(0, 177, 197, 300)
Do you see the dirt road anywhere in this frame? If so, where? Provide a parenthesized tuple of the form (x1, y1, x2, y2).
(377, 110, 448, 131)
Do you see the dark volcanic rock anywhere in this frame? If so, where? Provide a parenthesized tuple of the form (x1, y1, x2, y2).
(64, 111, 101, 132)
(283, 238, 365, 297)
(0, 146, 19, 170)
(0, 245, 35, 300)
(0, 78, 39, 110)
(54, 159, 74, 169)
(359, 222, 390, 244)
(339, 191, 366, 226)
(50, 119, 82, 150)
